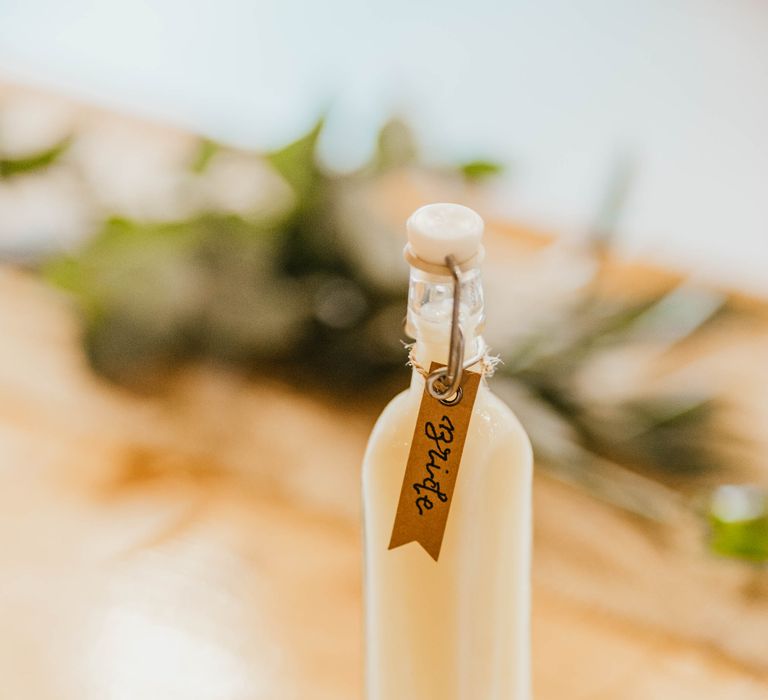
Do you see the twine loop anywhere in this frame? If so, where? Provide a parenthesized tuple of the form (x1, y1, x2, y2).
(407, 338, 500, 383)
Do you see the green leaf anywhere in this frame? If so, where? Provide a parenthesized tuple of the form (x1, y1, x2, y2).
(266, 119, 324, 198)
(709, 486, 768, 563)
(0, 136, 72, 178)
(460, 159, 503, 181)
(190, 138, 220, 174)
(43, 255, 83, 293)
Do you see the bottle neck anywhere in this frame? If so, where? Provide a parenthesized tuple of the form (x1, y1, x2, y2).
(406, 265, 485, 380)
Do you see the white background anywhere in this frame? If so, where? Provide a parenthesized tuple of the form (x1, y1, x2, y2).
(0, 0, 766, 293)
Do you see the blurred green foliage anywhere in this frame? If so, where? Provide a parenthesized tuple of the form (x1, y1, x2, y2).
(44, 120, 411, 387)
(459, 159, 504, 181)
(0, 136, 71, 179)
(6, 117, 762, 563)
(709, 486, 768, 563)
(499, 289, 730, 477)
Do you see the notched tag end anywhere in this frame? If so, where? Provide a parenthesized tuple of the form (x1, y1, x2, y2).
(388, 533, 441, 562)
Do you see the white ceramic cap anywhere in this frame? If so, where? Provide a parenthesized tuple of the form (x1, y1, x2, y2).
(406, 203, 484, 266)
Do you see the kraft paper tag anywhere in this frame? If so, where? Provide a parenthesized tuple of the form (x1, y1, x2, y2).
(388, 363, 482, 561)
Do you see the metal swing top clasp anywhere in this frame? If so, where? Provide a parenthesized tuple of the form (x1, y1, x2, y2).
(425, 255, 484, 405)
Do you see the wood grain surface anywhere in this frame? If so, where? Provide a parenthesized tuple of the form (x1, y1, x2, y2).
(1, 264, 767, 698)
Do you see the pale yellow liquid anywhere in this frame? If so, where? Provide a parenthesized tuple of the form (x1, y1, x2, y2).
(362, 351, 533, 700)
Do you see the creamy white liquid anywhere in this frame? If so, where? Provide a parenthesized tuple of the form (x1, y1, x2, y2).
(362, 345, 533, 700)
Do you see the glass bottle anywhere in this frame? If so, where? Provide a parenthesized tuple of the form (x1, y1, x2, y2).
(362, 203, 533, 700)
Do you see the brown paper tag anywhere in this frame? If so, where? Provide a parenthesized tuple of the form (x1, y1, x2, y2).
(388, 363, 482, 561)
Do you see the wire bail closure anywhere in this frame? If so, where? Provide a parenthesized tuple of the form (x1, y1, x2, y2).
(424, 255, 481, 404)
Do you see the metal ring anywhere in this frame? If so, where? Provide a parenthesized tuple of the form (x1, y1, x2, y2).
(439, 386, 463, 406)
(426, 362, 460, 401)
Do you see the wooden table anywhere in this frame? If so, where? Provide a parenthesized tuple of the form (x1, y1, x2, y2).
(1, 268, 766, 698)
